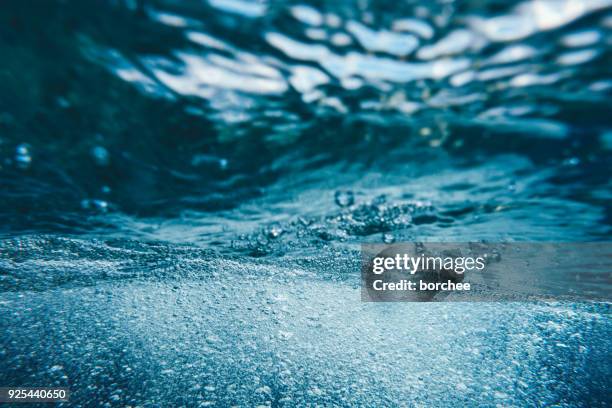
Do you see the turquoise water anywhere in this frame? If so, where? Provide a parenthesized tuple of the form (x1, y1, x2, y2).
(0, 0, 611, 406)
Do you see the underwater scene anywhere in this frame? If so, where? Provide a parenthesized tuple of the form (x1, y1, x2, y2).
(0, 0, 611, 406)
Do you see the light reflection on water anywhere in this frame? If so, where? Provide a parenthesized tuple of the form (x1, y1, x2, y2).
(122, 0, 612, 117)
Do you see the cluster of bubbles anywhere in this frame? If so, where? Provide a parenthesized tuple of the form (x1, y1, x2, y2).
(235, 191, 443, 256)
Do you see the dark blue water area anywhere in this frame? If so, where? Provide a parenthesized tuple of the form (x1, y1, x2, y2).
(0, 0, 611, 406)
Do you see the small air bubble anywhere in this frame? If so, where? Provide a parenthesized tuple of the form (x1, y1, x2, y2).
(91, 146, 110, 166)
(57, 97, 71, 108)
(219, 158, 228, 170)
(266, 224, 283, 239)
(563, 157, 580, 166)
(81, 199, 109, 212)
(15, 143, 32, 169)
(334, 190, 354, 207)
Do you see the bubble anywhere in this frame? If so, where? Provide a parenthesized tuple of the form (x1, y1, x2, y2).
(483, 251, 501, 263)
(191, 154, 228, 170)
(419, 127, 432, 137)
(81, 199, 109, 212)
(91, 146, 110, 166)
(14, 143, 32, 169)
(266, 224, 283, 239)
(563, 157, 580, 166)
(56, 96, 71, 108)
(382, 233, 395, 243)
(334, 190, 354, 207)
(15, 143, 29, 155)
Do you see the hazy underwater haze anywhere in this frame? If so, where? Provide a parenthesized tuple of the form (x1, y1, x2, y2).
(0, 0, 611, 406)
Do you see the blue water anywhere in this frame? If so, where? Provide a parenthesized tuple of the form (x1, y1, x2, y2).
(0, 0, 611, 406)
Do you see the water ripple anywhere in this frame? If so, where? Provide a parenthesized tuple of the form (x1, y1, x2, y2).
(0, 0, 610, 244)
